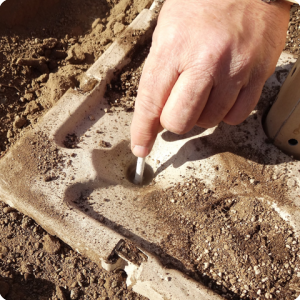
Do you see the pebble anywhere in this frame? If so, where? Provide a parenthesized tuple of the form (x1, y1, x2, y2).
(70, 288, 79, 300)
(111, 281, 118, 288)
(287, 178, 296, 188)
(21, 217, 32, 229)
(43, 235, 61, 254)
(10, 212, 18, 220)
(56, 286, 66, 300)
(3, 207, 15, 214)
(6, 130, 13, 139)
(92, 18, 101, 29)
(13, 116, 26, 129)
(265, 292, 271, 299)
(254, 265, 260, 275)
(0, 245, 9, 256)
(257, 289, 261, 295)
(203, 262, 210, 270)
(113, 22, 125, 35)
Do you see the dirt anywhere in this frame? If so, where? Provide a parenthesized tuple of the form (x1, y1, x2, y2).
(0, 200, 147, 300)
(0, 0, 153, 158)
(1, 1, 300, 300)
(285, 5, 300, 55)
(105, 43, 150, 112)
(143, 166, 300, 300)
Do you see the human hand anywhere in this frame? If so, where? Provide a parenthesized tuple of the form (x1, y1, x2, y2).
(130, 0, 291, 157)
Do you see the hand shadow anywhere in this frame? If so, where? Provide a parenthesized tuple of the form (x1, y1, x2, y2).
(155, 112, 292, 177)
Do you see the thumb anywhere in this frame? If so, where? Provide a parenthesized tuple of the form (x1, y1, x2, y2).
(130, 49, 178, 157)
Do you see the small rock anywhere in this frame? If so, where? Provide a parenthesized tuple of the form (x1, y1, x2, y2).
(24, 92, 34, 101)
(43, 38, 58, 49)
(265, 292, 271, 299)
(94, 23, 104, 33)
(43, 235, 61, 254)
(99, 140, 111, 148)
(284, 263, 289, 269)
(287, 178, 296, 187)
(92, 18, 101, 29)
(21, 262, 33, 274)
(76, 272, 84, 282)
(56, 286, 66, 300)
(13, 116, 26, 129)
(24, 101, 39, 115)
(111, 280, 118, 288)
(254, 265, 260, 275)
(66, 43, 86, 64)
(113, 22, 125, 35)
(70, 288, 80, 300)
(3, 207, 15, 214)
(203, 262, 210, 270)
(116, 13, 125, 23)
(6, 130, 13, 139)
(9, 212, 18, 220)
(100, 38, 111, 46)
(37, 73, 49, 83)
(257, 289, 261, 295)
(34, 242, 41, 249)
(21, 217, 32, 229)
(0, 245, 9, 256)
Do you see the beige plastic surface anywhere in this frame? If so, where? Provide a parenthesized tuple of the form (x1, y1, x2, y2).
(265, 57, 300, 159)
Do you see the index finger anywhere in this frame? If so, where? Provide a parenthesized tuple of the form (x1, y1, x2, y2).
(130, 47, 178, 157)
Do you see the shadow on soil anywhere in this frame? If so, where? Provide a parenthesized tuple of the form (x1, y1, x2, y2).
(0, 275, 57, 300)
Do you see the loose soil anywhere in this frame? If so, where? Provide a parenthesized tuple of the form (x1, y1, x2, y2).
(285, 5, 300, 55)
(1, 1, 300, 300)
(143, 171, 300, 300)
(0, 0, 153, 158)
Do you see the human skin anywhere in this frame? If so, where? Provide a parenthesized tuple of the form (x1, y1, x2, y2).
(130, 0, 291, 157)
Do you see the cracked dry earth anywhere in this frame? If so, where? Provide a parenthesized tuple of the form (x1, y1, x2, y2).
(1, 1, 300, 300)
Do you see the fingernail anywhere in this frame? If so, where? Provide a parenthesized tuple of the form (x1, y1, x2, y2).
(132, 145, 149, 157)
